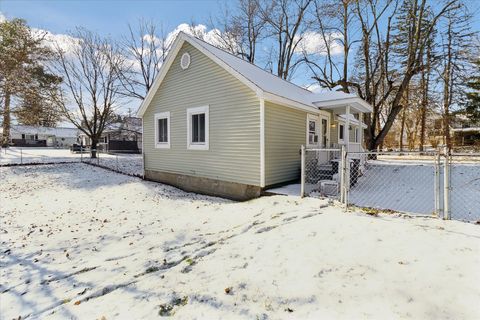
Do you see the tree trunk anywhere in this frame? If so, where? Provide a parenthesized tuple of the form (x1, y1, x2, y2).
(399, 107, 406, 151)
(90, 138, 98, 158)
(2, 90, 11, 148)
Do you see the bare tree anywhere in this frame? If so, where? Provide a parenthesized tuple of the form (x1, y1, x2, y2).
(352, 0, 456, 150)
(53, 28, 125, 158)
(120, 19, 170, 100)
(303, 0, 358, 92)
(437, 2, 474, 151)
(259, 0, 313, 80)
(212, 0, 266, 63)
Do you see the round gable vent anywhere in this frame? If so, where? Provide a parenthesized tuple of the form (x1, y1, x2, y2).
(180, 52, 191, 70)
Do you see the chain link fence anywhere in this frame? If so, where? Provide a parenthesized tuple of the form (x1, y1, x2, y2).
(448, 154, 480, 221)
(346, 151, 439, 216)
(301, 146, 480, 222)
(0, 146, 143, 177)
(301, 147, 341, 199)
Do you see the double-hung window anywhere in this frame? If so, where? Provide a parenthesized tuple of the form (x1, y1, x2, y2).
(154, 112, 170, 149)
(187, 106, 209, 150)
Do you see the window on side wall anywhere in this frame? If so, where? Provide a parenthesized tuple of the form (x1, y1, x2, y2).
(154, 112, 170, 149)
(339, 124, 345, 141)
(187, 106, 209, 150)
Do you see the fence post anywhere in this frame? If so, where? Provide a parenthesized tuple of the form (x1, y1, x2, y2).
(80, 146, 83, 163)
(443, 148, 450, 220)
(300, 145, 305, 198)
(340, 145, 346, 207)
(20, 148, 23, 164)
(434, 150, 441, 217)
(116, 153, 119, 171)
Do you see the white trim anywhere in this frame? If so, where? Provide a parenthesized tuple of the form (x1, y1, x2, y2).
(180, 52, 191, 69)
(137, 33, 262, 117)
(136, 32, 372, 120)
(306, 114, 320, 147)
(319, 114, 330, 148)
(338, 123, 345, 144)
(187, 105, 209, 150)
(154, 112, 171, 149)
(141, 117, 145, 177)
(262, 92, 319, 114)
(313, 97, 373, 113)
(260, 99, 265, 188)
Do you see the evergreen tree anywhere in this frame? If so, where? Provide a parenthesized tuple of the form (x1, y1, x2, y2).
(462, 58, 480, 122)
(0, 18, 58, 146)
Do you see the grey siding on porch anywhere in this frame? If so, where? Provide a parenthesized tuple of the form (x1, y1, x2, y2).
(143, 42, 261, 186)
(264, 101, 310, 186)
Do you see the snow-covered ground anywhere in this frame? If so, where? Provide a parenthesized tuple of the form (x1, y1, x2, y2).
(0, 147, 81, 164)
(1, 164, 479, 319)
(0, 147, 143, 176)
(82, 153, 143, 176)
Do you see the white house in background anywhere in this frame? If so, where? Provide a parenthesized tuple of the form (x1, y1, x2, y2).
(1, 125, 79, 147)
(138, 32, 372, 200)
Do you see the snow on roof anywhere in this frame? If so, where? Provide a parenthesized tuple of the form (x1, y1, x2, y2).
(451, 127, 480, 132)
(6, 125, 79, 138)
(137, 32, 372, 116)
(186, 34, 317, 105)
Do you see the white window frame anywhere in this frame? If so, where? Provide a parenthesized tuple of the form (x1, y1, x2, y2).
(187, 105, 209, 150)
(154, 112, 170, 149)
(320, 115, 330, 148)
(338, 123, 345, 143)
(354, 127, 359, 143)
(306, 114, 319, 147)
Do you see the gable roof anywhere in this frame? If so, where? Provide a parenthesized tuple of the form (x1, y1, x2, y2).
(137, 32, 372, 117)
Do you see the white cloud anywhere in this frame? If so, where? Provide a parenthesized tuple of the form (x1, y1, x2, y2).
(296, 31, 343, 56)
(0, 12, 6, 23)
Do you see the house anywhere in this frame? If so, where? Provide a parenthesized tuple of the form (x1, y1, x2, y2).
(451, 115, 480, 149)
(1, 125, 79, 147)
(137, 32, 372, 200)
(79, 117, 142, 153)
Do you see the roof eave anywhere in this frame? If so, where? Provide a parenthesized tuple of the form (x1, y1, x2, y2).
(313, 97, 372, 113)
(137, 32, 264, 118)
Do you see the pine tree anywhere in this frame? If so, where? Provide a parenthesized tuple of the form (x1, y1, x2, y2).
(0, 18, 56, 146)
(462, 58, 480, 122)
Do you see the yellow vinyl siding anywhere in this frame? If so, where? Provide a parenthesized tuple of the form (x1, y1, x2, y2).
(264, 101, 311, 186)
(143, 42, 260, 186)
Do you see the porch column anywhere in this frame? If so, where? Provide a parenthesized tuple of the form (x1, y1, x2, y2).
(345, 105, 350, 152)
(359, 112, 363, 149)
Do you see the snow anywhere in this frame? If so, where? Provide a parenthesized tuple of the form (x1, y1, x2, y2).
(0, 147, 143, 176)
(348, 159, 480, 221)
(1, 164, 479, 319)
(0, 148, 82, 165)
(267, 183, 301, 196)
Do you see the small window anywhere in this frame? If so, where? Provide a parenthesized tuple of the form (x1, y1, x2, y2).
(187, 106, 209, 150)
(308, 120, 317, 145)
(180, 52, 191, 70)
(354, 128, 359, 143)
(154, 112, 170, 149)
(339, 124, 345, 141)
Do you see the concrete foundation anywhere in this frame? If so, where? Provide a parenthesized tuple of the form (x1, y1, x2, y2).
(144, 169, 262, 201)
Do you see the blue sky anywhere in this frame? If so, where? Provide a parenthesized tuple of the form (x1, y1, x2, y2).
(0, 0, 221, 37)
(1, 0, 478, 91)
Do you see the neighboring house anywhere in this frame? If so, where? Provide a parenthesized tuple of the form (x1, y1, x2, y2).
(138, 32, 372, 200)
(0, 125, 79, 147)
(451, 115, 480, 148)
(79, 117, 142, 153)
